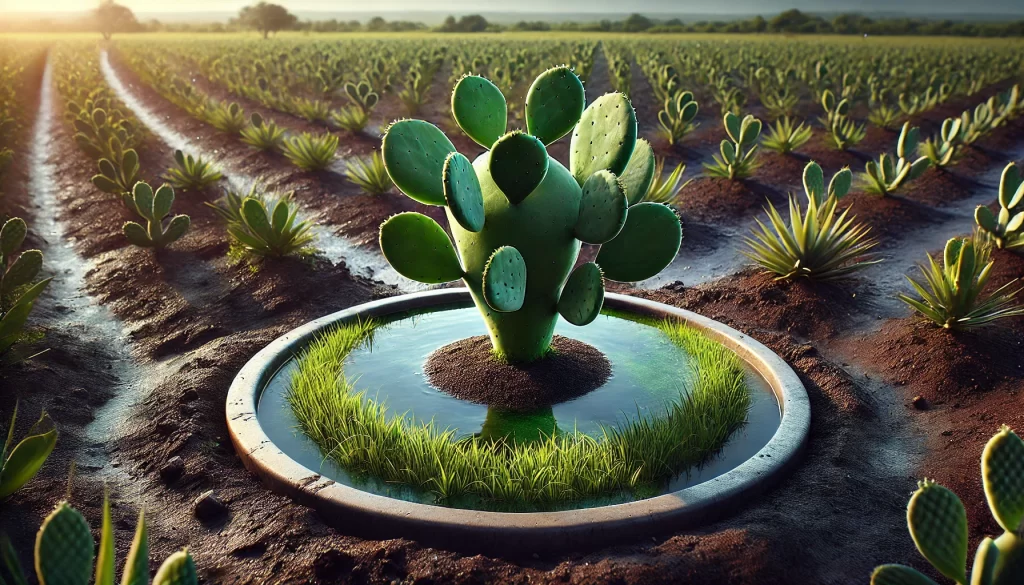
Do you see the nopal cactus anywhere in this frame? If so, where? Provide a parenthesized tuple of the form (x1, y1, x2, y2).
(122, 182, 190, 249)
(976, 163, 1024, 250)
(379, 66, 681, 363)
(863, 122, 931, 196)
(871, 426, 1024, 585)
(2, 495, 198, 585)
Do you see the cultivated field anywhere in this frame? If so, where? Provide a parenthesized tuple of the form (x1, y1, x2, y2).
(1, 32, 1024, 584)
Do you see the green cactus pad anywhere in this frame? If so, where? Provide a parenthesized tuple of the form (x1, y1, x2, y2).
(382, 120, 457, 206)
(35, 502, 94, 585)
(596, 203, 681, 282)
(152, 184, 175, 220)
(488, 132, 549, 205)
(557, 263, 604, 326)
(443, 153, 485, 232)
(451, 75, 507, 148)
(379, 213, 463, 284)
(123, 222, 151, 248)
(2, 250, 42, 294)
(482, 246, 527, 313)
(152, 550, 197, 585)
(570, 93, 638, 185)
(525, 66, 586, 145)
(620, 139, 656, 206)
(163, 216, 191, 245)
(803, 162, 825, 202)
(907, 480, 969, 584)
(1, 217, 27, 256)
(575, 170, 628, 244)
(869, 564, 941, 585)
(982, 426, 1024, 534)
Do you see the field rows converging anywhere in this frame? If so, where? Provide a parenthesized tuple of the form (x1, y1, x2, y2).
(2, 27, 1024, 585)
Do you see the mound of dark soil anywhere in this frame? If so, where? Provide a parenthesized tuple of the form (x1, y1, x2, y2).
(838, 190, 947, 240)
(676, 176, 778, 223)
(424, 335, 611, 411)
(632, 270, 862, 341)
(849, 318, 1024, 400)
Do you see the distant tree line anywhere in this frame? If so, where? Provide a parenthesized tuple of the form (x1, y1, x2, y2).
(3, 3, 1022, 38)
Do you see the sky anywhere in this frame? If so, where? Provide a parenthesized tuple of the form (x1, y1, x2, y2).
(1, 0, 1022, 15)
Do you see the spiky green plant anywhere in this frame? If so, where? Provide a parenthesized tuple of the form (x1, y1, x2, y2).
(820, 89, 866, 150)
(921, 117, 964, 169)
(704, 112, 762, 180)
(225, 194, 313, 258)
(898, 236, 1024, 330)
(291, 96, 330, 122)
(960, 100, 996, 145)
(871, 425, 1024, 585)
(1, 218, 52, 357)
(204, 101, 247, 134)
(744, 162, 877, 280)
(643, 157, 691, 204)
(760, 87, 799, 120)
(862, 122, 931, 196)
(239, 112, 285, 151)
(976, 163, 1024, 250)
(0, 494, 198, 585)
(122, 182, 190, 249)
(205, 184, 271, 226)
(282, 132, 338, 171)
(330, 106, 369, 133)
(90, 148, 140, 199)
(344, 151, 392, 195)
(761, 116, 812, 154)
(162, 149, 222, 191)
(0, 404, 56, 498)
(380, 67, 681, 363)
(657, 91, 699, 145)
(398, 69, 427, 115)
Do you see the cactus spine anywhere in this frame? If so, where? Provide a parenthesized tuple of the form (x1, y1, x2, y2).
(380, 66, 681, 364)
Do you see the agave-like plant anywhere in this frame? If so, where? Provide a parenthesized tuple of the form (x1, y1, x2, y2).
(761, 116, 812, 154)
(162, 149, 223, 191)
(743, 162, 878, 280)
(643, 157, 691, 204)
(331, 106, 370, 133)
(920, 117, 963, 169)
(1, 404, 56, 498)
(344, 151, 393, 195)
(291, 96, 330, 122)
(898, 236, 1024, 330)
(976, 163, 1024, 250)
(239, 112, 285, 151)
(0, 493, 198, 585)
(282, 132, 338, 171)
(225, 194, 314, 258)
(870, 425, 1023, 585)
(204, 101, 247, 134)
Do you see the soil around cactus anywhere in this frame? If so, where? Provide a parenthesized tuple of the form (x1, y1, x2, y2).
(424, 335, 612, 411)
(675, 176, 781, 223)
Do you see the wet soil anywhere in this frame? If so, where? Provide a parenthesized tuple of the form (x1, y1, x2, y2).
(425, 335, 611, 411)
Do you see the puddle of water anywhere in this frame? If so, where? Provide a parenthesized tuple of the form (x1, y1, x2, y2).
(97, 50, 418, 291)
(28, 54, 144, 472)
(256, 308, 780, 510)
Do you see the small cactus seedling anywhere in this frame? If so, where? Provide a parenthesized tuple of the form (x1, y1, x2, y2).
(0, 217, 52, 356)
(90, 148, 140, 198)
(240, 112, 285, 151)
(921, 117, 964, 169)
(657, 91, 699, 145)
(123, 182, 191, 249)
(1, 495, 198, 585)
(704, 112, 762, 180)
(863, 122, 931, 196)
(380, 67, 681, 363)
(871, 426, 1024, 585)
(976, 163, 1024, 250)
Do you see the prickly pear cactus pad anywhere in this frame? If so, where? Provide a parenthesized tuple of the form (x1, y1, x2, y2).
(380, 66, 682, 363)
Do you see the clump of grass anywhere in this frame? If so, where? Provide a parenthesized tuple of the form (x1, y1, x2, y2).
(287, 318, 751, 511)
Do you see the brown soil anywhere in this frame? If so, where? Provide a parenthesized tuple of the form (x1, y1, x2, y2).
(838, 190, 948, 240)
(675, 176, 780, 223)
(837, 318, 1024, 401)
(632, 269, 865, 342)
(754, 151, 807, 191)
(424, 335, 611, 411)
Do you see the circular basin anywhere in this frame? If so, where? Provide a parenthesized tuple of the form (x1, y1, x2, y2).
(227, 289, 810, 555)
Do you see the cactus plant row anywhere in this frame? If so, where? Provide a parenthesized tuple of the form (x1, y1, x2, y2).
(379, 66, 681, 363)
(0, 217, 52, 357)
(862, 122, 931, 196)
